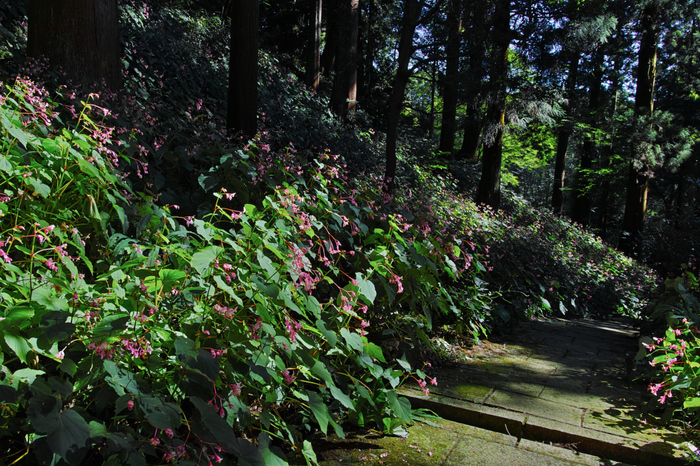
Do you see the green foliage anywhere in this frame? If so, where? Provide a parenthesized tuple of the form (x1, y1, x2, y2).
(639, 268, 700, 459)
(0, 78, 438, 465)
(486, 195, 657, 322)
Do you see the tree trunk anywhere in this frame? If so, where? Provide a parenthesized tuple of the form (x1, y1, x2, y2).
(227, 0, 259, 137)
(438, 0, 462, 155)
(330, 0, 359, 120)
(594, 40, 622, 234)
(320, 0, 338, 76)
(551, 55, 579, 214)
(384, 0, 421, 192)
(475, 0, 510, 209)
(27, 0, 121, 91)
(456, 1, 486, 161)
(572, 50, 604, 226)
(306, 0, 323, 90)
(551, 130, 571, 214)
(458, 106, 481, 161)
(619, 2, 660, 256)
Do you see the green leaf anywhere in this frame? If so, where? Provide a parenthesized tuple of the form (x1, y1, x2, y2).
(684, 397, 700, 408)
(92, 313, 129, 339)
(104, 360, 147, 396)
(12, 368, 45, 385)
(329, 385, 355, 411)
(137, 395, 181, 430)
(310, 360, 333, 386)
(355, 273, 376, 305)
(174, 336, 199, 360)
(316, 319, 337, 347)
(387, 391, 412, 423)
(0, 155, 12, 173)
(41, 311, 76, 342)
(3, 115, 28, 147)
(340, 328, 363, 352)
(258, 433, 288, 466)
(2, 305, 34, 327)
(29, 177, 51, 198)
(257, 250, 278, 280)
(191, 396, 265, 463)
(306, 390, 330, 435)
(364, 342, 387, 363)
(251, 275, 279, 298)
(45, 409, 90, 464)
(4, 328, 34, 364)
(158, 268, 186, 291)
(190, 246, 224, 276)
(302, 440, 319, 466)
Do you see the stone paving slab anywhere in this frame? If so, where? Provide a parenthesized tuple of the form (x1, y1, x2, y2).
(399, 317, 693, 464)
(289, 418, 627, 465)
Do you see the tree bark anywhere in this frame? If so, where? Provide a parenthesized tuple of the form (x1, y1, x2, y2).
(572, 50, 604, 227)
(27, 0, 121, 91)
(227, 0, 259, 137)
(330, 0, 359, 120)
(551, 55, 579, 214)
(438, 0, 462, 155)
(456, 1, 486, 161)
(320, 0, 338, 76)
(619, 2, 660, 256)
(475, 0, 510, 209)
(384, 0, 421, 192)
(306, 0, 323, 90)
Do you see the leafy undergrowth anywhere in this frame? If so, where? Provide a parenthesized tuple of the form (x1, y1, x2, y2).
(0, 76, 485, 465)
(637, 265, 700, 459)
(0, 3, 662, 465)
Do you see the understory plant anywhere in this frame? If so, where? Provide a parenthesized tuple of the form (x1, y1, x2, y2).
(0, 78, 445, 465)
(642, 269, 700, 421)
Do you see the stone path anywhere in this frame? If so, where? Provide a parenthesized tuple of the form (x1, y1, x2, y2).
(293, 317, 695, 465)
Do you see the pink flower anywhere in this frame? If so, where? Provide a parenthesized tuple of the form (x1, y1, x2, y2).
(282, 369, 296, 384)
(127, 400, 135, 411)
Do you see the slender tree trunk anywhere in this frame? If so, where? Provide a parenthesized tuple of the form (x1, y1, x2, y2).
(475, 0, 510, 209)
(27, 0, 121, 91)
(320, 0, 338, 76)
(227, 0, 259, 137)
(330, 0, 360, 120)
(429, 58, 437, 139)
(595, 41, 622, 234)
(551, 55, 579, 214)
(619, 2, 660, 255)
(306, 0, 323, 90)
(458, 106, 481, 161)
(384, 0, 421, 192)
(438, 0, 462, 155)
(456, 2, 486, 161)
(572, 50, 604, 226)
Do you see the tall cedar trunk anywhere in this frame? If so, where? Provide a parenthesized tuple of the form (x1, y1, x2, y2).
(551, 55, 579, 214)
(595, 45, 622, 233)
(330, 0, 359, 120)
(27, 0, 121, 91)
(438, 0, 462, 154)
(227, 0, 259, 137)
(475, 0, 510, 209)
(572, 50, 604, 226)
(619, 2, 660, 255)
(456, 2, 486, 161)
(429, 56, 437, 139)
(384, 0, 420, 192)
(320, 0, 338, 76)
(359, 0, 376, 100)
(306, 0, 322, 90)
(459, 106, 481, 161)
